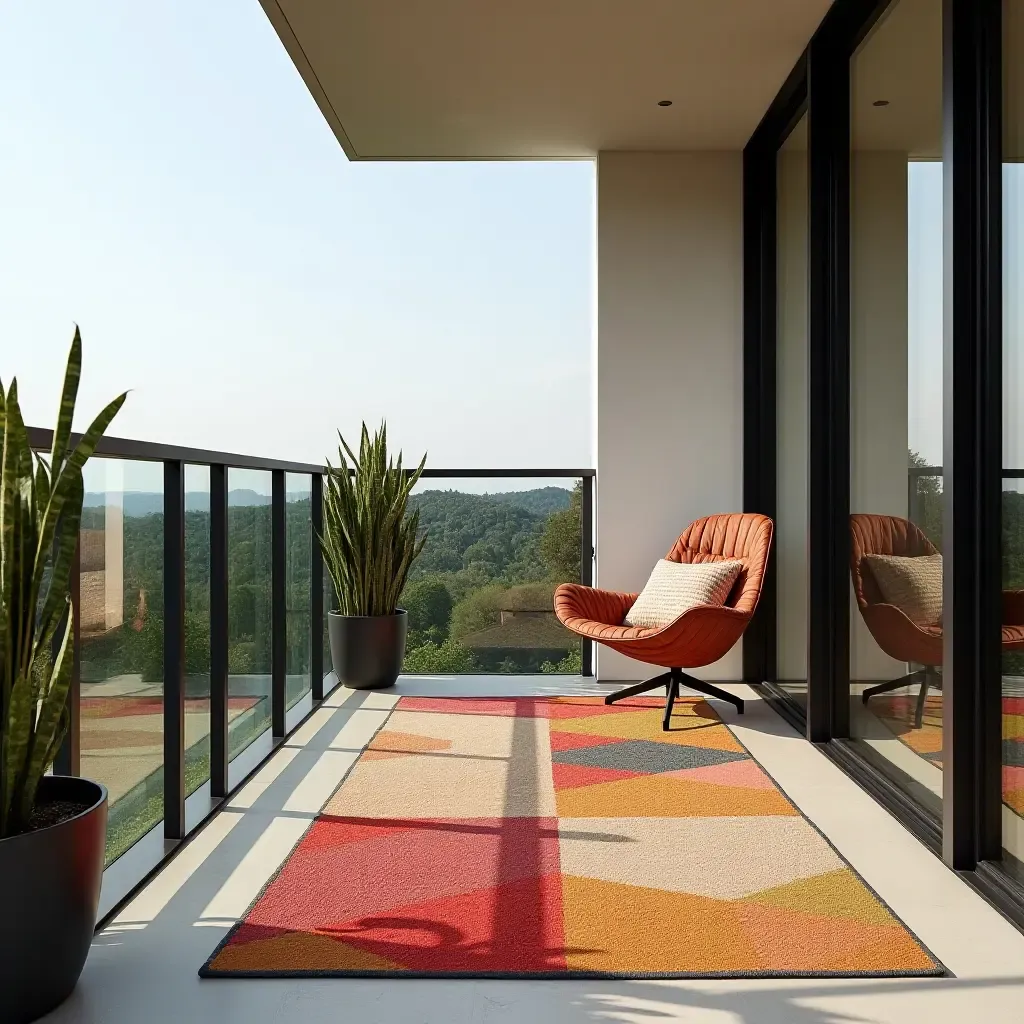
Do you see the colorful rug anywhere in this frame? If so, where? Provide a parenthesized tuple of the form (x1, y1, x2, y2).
(870, 693, 1024, 815)
(201, 696, 942, 979)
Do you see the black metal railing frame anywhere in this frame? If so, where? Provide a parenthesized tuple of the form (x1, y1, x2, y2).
(27, 426, 595, 855)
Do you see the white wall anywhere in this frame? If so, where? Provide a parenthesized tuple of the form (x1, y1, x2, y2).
(596, 152, 743, 681)
(850, 151, 910, 682)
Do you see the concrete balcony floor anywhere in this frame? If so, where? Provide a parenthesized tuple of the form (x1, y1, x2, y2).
(47, 679, 1024, 1024)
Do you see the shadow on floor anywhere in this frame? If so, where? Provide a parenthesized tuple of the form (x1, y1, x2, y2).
(48, 683, 1024, 1024)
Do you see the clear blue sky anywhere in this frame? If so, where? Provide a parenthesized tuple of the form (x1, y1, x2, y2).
(1, 0, 595, 479)
(907, 161, 1024, 470)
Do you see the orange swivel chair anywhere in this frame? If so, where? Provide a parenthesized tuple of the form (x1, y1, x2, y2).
(851, 513, 1024, 728)
(554, 514, 773, 729)
(850, 515, 942, 729)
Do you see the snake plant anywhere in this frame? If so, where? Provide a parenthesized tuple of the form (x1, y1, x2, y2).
(1, 330, 125, 837)
(320, 422, 426, 617)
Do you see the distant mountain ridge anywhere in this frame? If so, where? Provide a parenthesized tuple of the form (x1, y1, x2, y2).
(486, 486, 571, 516)
(83, 489, 302, 516)
(85, 486, 569, 519)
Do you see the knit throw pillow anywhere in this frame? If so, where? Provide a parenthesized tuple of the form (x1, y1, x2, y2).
(862, 552, 943, 625)
(623, 558, 744, 629)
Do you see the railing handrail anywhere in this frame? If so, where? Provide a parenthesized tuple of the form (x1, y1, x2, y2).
(910, 465, 1024, 479)
(27, 427, 595, 479)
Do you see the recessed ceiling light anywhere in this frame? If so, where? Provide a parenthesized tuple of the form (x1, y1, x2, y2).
(873, 99, 890, 107)
(657, 99, 673, 107)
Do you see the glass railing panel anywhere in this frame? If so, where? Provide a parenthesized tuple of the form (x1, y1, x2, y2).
(227, 469, 273, 760)
(79, 457, 165, 865)
(184, 465, 211, 796)
(286, 474, 312, 709)
(398, 477, 585, 674)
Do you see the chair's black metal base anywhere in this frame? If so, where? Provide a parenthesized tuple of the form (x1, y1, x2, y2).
(604, 668, 744, 730)
(861, 666, 941, 729)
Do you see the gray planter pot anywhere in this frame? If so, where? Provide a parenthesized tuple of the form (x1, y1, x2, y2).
(0, 775, 108, 1024)
(328, 609, 408, 690)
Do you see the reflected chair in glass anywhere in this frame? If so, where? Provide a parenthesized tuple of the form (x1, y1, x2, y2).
(554, 513, 773, 730)
(851, 513, 1024, 729)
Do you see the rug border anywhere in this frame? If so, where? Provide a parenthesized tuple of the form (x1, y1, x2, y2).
(198, 692, 948, 980)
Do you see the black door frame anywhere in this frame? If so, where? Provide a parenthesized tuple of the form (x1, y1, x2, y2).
(741, 58, 807, 695)
(743, 0, 1023, 928)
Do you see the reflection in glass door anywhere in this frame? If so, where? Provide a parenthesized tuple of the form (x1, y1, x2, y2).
(847, 0, 945, 819)
(1002, 0, 1024, 884)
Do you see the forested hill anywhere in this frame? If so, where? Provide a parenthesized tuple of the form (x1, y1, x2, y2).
(82, 486, 567, 519)
(79, 483, 575, 598)
(486, 487, 572, 517)
(84, 489, 279, 516)
(407, 488, 570, 581)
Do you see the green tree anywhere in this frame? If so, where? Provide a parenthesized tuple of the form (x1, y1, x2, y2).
(502, 581, 556, 610)
(909, 449, 942, 547)
(462, 540, 501, 573)
(541, 647, 583, 674)
(401, 577, 454, 635)
(403, 638, 474, 673)
(449, 583, 506, 640)
(185, 609, 212, 675)
(540, 481, 582, 582)
(430, 565, 492, 605)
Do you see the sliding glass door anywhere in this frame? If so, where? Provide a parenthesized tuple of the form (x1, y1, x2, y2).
(1002, 0, 1024, 885)
(847, 0, 945, 818)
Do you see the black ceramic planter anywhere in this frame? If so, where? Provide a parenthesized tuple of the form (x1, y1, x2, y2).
(0, 775, 107, 1024)
(328, 609, 408, 689)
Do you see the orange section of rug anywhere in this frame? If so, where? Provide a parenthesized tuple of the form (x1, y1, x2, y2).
(201, 695, 942, 979)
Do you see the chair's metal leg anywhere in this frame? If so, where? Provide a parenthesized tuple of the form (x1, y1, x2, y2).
(677, 672, 744, 714)
(914, 671, 931, 730)
(662, 674, 679, 731)
(861, 669, 926, 705)
(604, 671, 673, 706)
(606, 669, 743, 725)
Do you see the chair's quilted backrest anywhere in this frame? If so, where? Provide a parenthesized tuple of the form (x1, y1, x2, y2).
(665, 513, 773, 615)
(849, 513, 938, 608)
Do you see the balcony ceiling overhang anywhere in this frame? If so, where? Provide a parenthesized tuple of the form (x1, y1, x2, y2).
(259, 0, 834, 159)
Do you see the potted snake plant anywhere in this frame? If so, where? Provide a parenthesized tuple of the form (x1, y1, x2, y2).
(1, 329, 125, 1023)
(320, 423, 426, 689)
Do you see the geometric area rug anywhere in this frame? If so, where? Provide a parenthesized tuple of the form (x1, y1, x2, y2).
(200, 696, 943, 979)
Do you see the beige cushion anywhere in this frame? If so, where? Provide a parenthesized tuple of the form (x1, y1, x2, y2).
(863, 552, 943, 625)
(623, 558, 743, 629)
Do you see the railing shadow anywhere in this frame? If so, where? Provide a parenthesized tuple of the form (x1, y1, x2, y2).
(89, 688, 386, 947)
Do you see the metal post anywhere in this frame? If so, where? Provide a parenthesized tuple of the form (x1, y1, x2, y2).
(272, 469, 286, 737)
(163, 460, 186, 840)
(54, 539, 81, 777)
(741, 139, 779, 688)
(942, 0, 1003, 869)
(209, 464, 229, 798)
(310, 473, 324, 701)
(806, 24, 852, 744)
(581, 475, 594, 677)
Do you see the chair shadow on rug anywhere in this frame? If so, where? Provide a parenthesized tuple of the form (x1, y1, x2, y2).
(554, 513, 773, 730)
